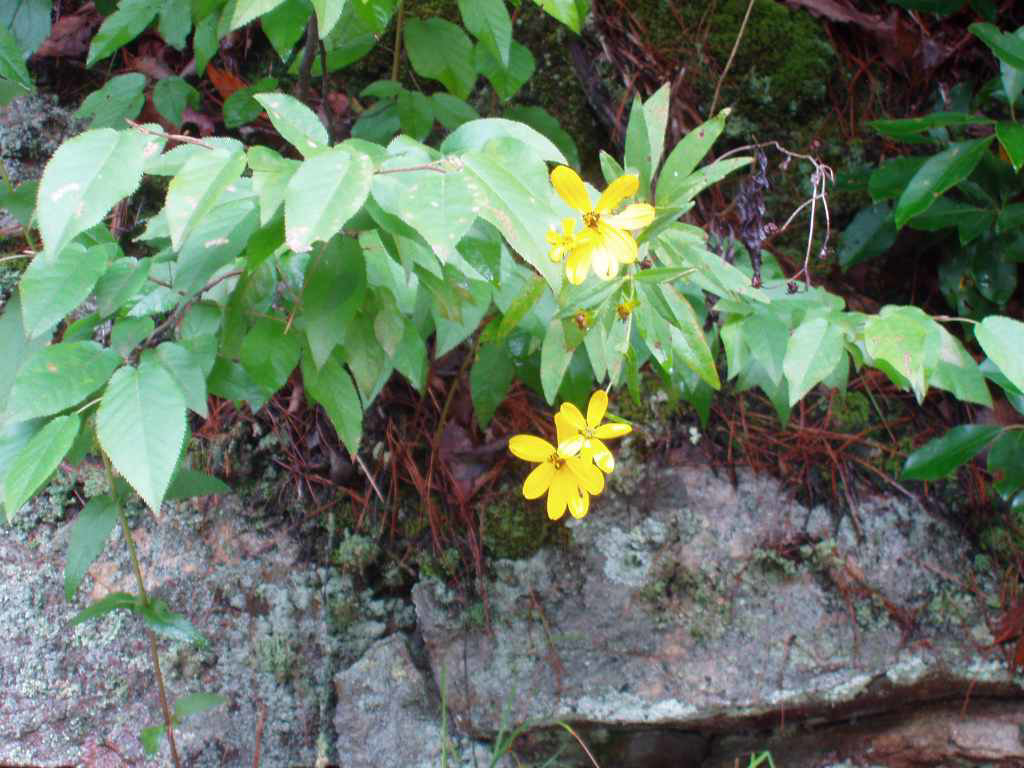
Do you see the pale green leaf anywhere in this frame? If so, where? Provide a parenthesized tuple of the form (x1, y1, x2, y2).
(742, 309, 789, 387)
(247, 146, 299, 226)
(301, 348, 363, 455)
(164, 468, 229, 499)
(0, 24, 33, 94)
(624, 96, 651, 194)
(540, 319, 573, 404)
(643, 83, 670, 177)
(69, 592, 138, 626)
(397, 166, 485, 262)
(0, 0, 50, 59)
(928, 324, 993, 407)
(6, 342, 121, 422)
(166, 145, 247, 250)
(87, 0, 161, 67)
(657, 284, 720, 389)
(19, 243, 110, 339)
(37, 128, 161, 257)
(459, 0, 511, 67)
(656, 108, 730, 207)
(393, 323, 427, 392)
(174, 693, 227, 720)
(284, 146, 373, 251)
(253, 92, 328, 157)
(783, 316, 846, 406)
(996, 121, 1024, 173)
(96, 257, 152, 317)
(441, 117, 567, 163)
(65, 495, 118, 601)
(311, 0, 345, 38)
(864, 305, 942, 401)
(4, 414, 80, 522)
(976, 315, 1024, 394)
(110, 316, 153, 357)
(96, 359, 187, 512)
(535, 0, 589, 33)
(227, 0, 287, 31)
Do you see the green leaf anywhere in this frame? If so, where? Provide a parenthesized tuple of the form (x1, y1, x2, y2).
(475, 39, 535, 103)
(996, 121, 1024, 173)
(301, 348, 363, 455)
(535, 0, 589, 33)
(643, 83, 670, 178)
(393, 323, 427, 392)
(838, 203, 898, 270)
(97, 359, 186, 512)
(37, 127, 160, 257)
(599, 150, 625, 185)
(657, 284, 720, 389)
(138, 597, 206, 645)
(397, 166, 484, 262)
(503, 105, 579, 169)
(0, 0, 51, 59)
(87, 0, 161, 67)
(164, 468, 230, 499)
(867, 111, 994, 137)
(19, 243, 110, 339)
(96, 257, 151, 317)
(311, 0, 345, 38)
(284, 146, 373, 252)
(431, 92, 480, 131)
(193, 11, 219, 75)
(64, 495, 118, 601)
(976, 315, 1024, 394)
(783, 317, 845, 405)
(4, 414, 80, 521)
(901, 424, 1001, 481)
(471, 340, 515, 429)
(462, 142, 563, 290)
(253, 92, 329, 156)
(988, 430, 1024, 500)
(174, 692, 227, 720)
(261, 0, 309, 59)
(0, 178, 37, 227)
(495, 275, 546, 338)
(430, 271, 491, 356)
(151, 343, 209, 417)
(624, 96, 652, 195)
(868, 156, 926, 202)
(172, 194, 259, 294)
(395, 89, 434, 141)
(158, 0, 191, 49)
(928, 324, 993, 407)
(152, 76, 199, 126)
(0, 24, 33, 95)
(441, 117, 568, 163)
(540, 319, 574, 405)
(656, 108, 729, 207)
(140, 725, 165, 756)
(893, 137, 994, 229)
(247, 145, 299, 225)
(227, 0, 287, 31)
(742, 309, 789, 387)
(0, 293, 49, 418)
(970, 22, 1024, 70)
(459, 0, 511, 67)
(6, 342, 121, 422)
(240, 317, 301, 395)
(110, 316, 153, 357)
(302, 237, 367, 369)
(864, 305, 941, 401)
(208, 358, 267, 409)
(166, 145, 246, 250)
(999, 27, 1024, 108)
(69, 591, 138, 626)
(404, 18, 476, 99)
(658, 156, 753, 208)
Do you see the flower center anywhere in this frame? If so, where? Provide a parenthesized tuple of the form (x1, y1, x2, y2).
(583, 211, 601, 229)
(549, 453, 565, 469)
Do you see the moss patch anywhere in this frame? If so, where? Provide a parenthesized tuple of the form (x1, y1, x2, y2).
(480, 489, 567, 560)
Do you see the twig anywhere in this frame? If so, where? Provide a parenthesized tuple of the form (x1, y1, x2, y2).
(125, 119, 214, 149)
(0, 252, 33, 263)
(252, 701, 268, 768)
(709, 0, 755, 116)
(318, 36, 333, 143)
(391, 0, 405, 83)
(557, 723, 602, 768)
(143, 269, 243, 349)
(298, 16, 318, 97)
(353, 452, 385, 503)
(374, 163, 446, 175)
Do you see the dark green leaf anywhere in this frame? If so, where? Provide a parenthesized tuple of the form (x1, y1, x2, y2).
(996, 121, 1024, 173)
(261, 0, 309, 59)
(988, 430, 1024, 500)
(901, 424, 1001, 481)
(458, 0, 511, 67)
(471, 340, 515, 428)
(395, 89, 434, 140)
(971, 22, 1024, 70)
(0, 24, 33, 95)
(152, 76, 199, 126)
(838, 203, 898, 270)
(240, 317, 301, 395)
(893, 137, 994, 228)
(431, 92, 480, 131)
(65, 495, 118, 601)
(303, 237, 367, 369)
(403, 18, 476, 99)
(0, 0, 51, 58)
(87, 0, 161, 67)
(300, 349, 363, 456)
(138, 597, 207, 645)
(164, 468, 230, 500)
(193, 11, 219, 75)
(540, 319, 574, 404)
(69, 591, 138, 626)
(867, 112, 993, 137)
(868, 156, 926, 202)
(474, 39, 534, 103)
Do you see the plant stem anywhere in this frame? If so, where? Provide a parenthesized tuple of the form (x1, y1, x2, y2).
(298, 16, 319, 97)
(102, 452, 182, 768)
(391, 0, 405, 83)
(708, 0, 755, 117)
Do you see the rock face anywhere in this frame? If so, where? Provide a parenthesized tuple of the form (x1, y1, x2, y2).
(413, 464, 1024, 763)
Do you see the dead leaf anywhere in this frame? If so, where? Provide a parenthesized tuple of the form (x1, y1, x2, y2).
(34, 5, 102, 59)
(207, 65, 248, 101)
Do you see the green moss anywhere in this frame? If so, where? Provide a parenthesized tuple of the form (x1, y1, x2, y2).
(831, 391, 871, 433)
(481, 491, 565, 560)
(332, 530, 380, 573)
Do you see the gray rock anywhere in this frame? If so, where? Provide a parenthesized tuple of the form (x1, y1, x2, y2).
(412, 465, 1022, 739)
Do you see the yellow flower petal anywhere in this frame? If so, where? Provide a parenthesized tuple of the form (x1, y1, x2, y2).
(586, 389, 608, 427)
(551, 165, 591, 214)
(559, 402, 587, 431)
(594, 422, 632, 439)
(509, 434, 554, 462)
(588, 438, 614, 473)
(547, 468, 576, 520)
(569, 490, 590, 519)
(589, 242, 616, 281)
(565, 245, 590, 284)
(566, 455, 604, 495)
(604, 203, 655, 231)
(595, 174, 639, 213)
(523, 461, 555, 499)
(554, 411, 577, 449)
(598, 221, 638, 266)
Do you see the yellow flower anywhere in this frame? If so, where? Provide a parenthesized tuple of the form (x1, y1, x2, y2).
(546, 165, 655, 285)
(508, 431, 604, 520)
(557, 390, 632, 474)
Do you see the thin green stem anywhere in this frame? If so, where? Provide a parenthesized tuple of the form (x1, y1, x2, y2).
(391, 0, 405, 83)
(709, 0, 755, 117)
(101, 452, 182, 768)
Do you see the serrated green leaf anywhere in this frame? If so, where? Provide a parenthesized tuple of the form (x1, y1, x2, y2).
(0, 293, 50, 419)
(996, 121, 1024, 173)
(166, 145, 246, 250)
(459, 0, 511, 67)
(503, 105, 579, 169)
(901, 424, 1001, 481)
(284, 146, 373, 252)
(254, 92, 329, 156)
(301, 348, 363, 455)
(302, 237, 367, 368)
(246, 145, 298, 226)
(173, 195, 260, 294)
(96, 257, 151, 317)
(6, 342, 121, 422)
(311, 0, 345, 38)
(655, 108, 729, 207)
(441, 118, 567, 163)
(87, 0, 161, 67)
(397, 166, 483, 262)
(164, 468, 230, 499)
(540, 319, 574, 404)
(110, 316, 153, 357)
(97, 359, 186, 512)
(69, 591, 138, 626)
(976, 315, 1024, 394)
(151, 343, 209, 417)
(227, 0, 287, 31)
(783, 317, 845, 405)
(971, 22, 1024, 70)
(475, 39, 534, 103)
(19, 243, 110, 339)
(240, 317, 301, 395)
(624, 96, 652, 195)
(37, 128, 160, 257)
(4, 414, 80, 521)
(864, 305, 941, 400)
(64, 495, 118, 601)
(174, 692, 227, 720)
(261, 0, 309, 59)
(138, 597, 206, 645)
(0, 24, 33, 95)
(158, 0, 191, 49)
(471, 340, 515, 429)
(152, 76, 199, 126)
(893, 138, 994, 228)
(404, 17, 476, 99)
